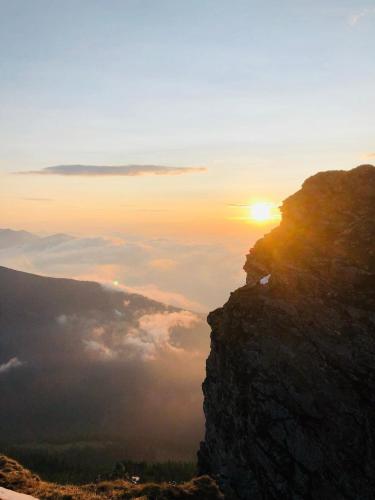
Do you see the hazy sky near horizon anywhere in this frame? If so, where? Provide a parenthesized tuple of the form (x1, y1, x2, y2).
(1, 0, 374, 238)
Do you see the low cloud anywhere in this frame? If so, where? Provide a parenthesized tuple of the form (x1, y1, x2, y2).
(17, 164, 207, 177)
(148, 258, 177, 270)
(0, 228, 247, 312)
(83, 339, 116, 360)
(120, 283, 206, 312)
(138, 310, 200, 348)
(0, 274, 209, 459)
(0, 357, 23, 374)
(78, 309, 202, 362)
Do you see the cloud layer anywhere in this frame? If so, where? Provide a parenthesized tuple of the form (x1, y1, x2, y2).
(17, 164, 207, 177)
(0, 229, 246, 311)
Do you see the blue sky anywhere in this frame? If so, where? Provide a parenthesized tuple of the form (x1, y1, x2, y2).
(0, 0, 374, 237)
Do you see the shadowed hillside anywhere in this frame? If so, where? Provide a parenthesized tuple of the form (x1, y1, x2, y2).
(0, 267, 209, 460)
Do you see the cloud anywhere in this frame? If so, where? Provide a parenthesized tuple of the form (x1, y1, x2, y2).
(119, 283, 206, 312)
(56, 302, 203, 364)
(0, 275, 209, 459)
(17, 164, 207, 177)
(21, 197, 54, 202)
(138, 310, 199, 345)
(83, 339, 116, 360)
(0, 357, 23, 374)
(0, 228, 247, 311)
(80, 309, 202, 361)
(348, 8, 375, 25)
(148, 258, 177, 270)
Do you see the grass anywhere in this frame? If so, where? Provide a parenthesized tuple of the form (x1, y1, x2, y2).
(0, 454, 223, 499)
(2, 444, 197, 485)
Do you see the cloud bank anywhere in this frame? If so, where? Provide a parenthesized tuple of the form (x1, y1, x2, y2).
(0, 229, 246, 311)
(17, 164, 207, 177)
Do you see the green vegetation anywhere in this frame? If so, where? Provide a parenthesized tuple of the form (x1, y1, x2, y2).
(107, 460, 196, 484)
(0, 455, 222, 499)
(1, 443, 196, 485)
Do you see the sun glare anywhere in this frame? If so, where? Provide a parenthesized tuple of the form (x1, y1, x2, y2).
(249, 202, 280, 224)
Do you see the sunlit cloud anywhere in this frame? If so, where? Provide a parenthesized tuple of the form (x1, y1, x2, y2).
(0, 357, 23, 374)
(16, 164, 207, 177)
(21, 197, 54, 202)
(148, 258, 178, 270)
(0, 228, 245, 312)
(118, 283, 205, 312)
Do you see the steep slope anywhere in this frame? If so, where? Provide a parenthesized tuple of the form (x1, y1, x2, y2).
(0, 265, 168, 319)
(199, 165, 375, 499)
(0, 267, 209, 459)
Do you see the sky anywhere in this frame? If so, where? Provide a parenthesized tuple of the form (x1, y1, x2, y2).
(0, 0, 374, 307)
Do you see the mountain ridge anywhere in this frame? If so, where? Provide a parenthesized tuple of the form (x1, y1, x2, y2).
(0, 266, 208, 459)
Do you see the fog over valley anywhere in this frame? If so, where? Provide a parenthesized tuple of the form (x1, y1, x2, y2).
(0, 264, 209, 460)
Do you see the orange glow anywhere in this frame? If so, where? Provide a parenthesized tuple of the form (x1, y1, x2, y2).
(248, 202, 281, 224)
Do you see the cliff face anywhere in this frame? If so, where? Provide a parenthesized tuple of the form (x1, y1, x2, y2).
(199, 165, 375, 499)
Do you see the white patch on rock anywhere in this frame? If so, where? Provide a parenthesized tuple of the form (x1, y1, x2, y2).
(259, 274, 271, 285)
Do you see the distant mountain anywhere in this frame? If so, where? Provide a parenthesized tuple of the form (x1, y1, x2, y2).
(0, 227, 243, 312)
(0, 265, 171, 320)
(0, 266, 209, 460)
(0, 229, 38, 249)
(0, 228, 75, 252)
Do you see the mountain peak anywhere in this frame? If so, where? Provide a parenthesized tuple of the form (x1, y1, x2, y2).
(244, 164, 375, 307)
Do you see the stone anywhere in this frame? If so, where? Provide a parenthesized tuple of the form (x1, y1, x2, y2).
(199, 165, 375, 499)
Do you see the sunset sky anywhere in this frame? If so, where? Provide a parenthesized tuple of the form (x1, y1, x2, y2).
(1, 0, 374, 239)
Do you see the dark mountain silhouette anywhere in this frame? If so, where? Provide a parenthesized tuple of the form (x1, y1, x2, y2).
(199, 165, 375, 499)
(0, 265, 168, 319)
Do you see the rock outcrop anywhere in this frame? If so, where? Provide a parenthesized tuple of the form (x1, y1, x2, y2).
(199, 165, 375, 499)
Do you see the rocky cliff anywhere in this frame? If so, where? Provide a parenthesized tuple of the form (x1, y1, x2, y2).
(199, 165, 375, 499)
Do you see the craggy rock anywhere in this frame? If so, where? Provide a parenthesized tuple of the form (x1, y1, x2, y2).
(199, 165, 375, 499)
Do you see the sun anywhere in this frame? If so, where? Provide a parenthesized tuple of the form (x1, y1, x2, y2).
(249, 202, 280, 224)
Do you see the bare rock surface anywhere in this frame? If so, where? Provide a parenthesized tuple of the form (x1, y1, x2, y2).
(199, 165, 375, 499)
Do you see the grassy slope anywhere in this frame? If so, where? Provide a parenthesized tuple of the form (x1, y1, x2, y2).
(0, 455, 223, 500)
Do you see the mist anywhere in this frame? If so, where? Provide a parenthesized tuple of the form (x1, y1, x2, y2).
(0, 265, 209, 460)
